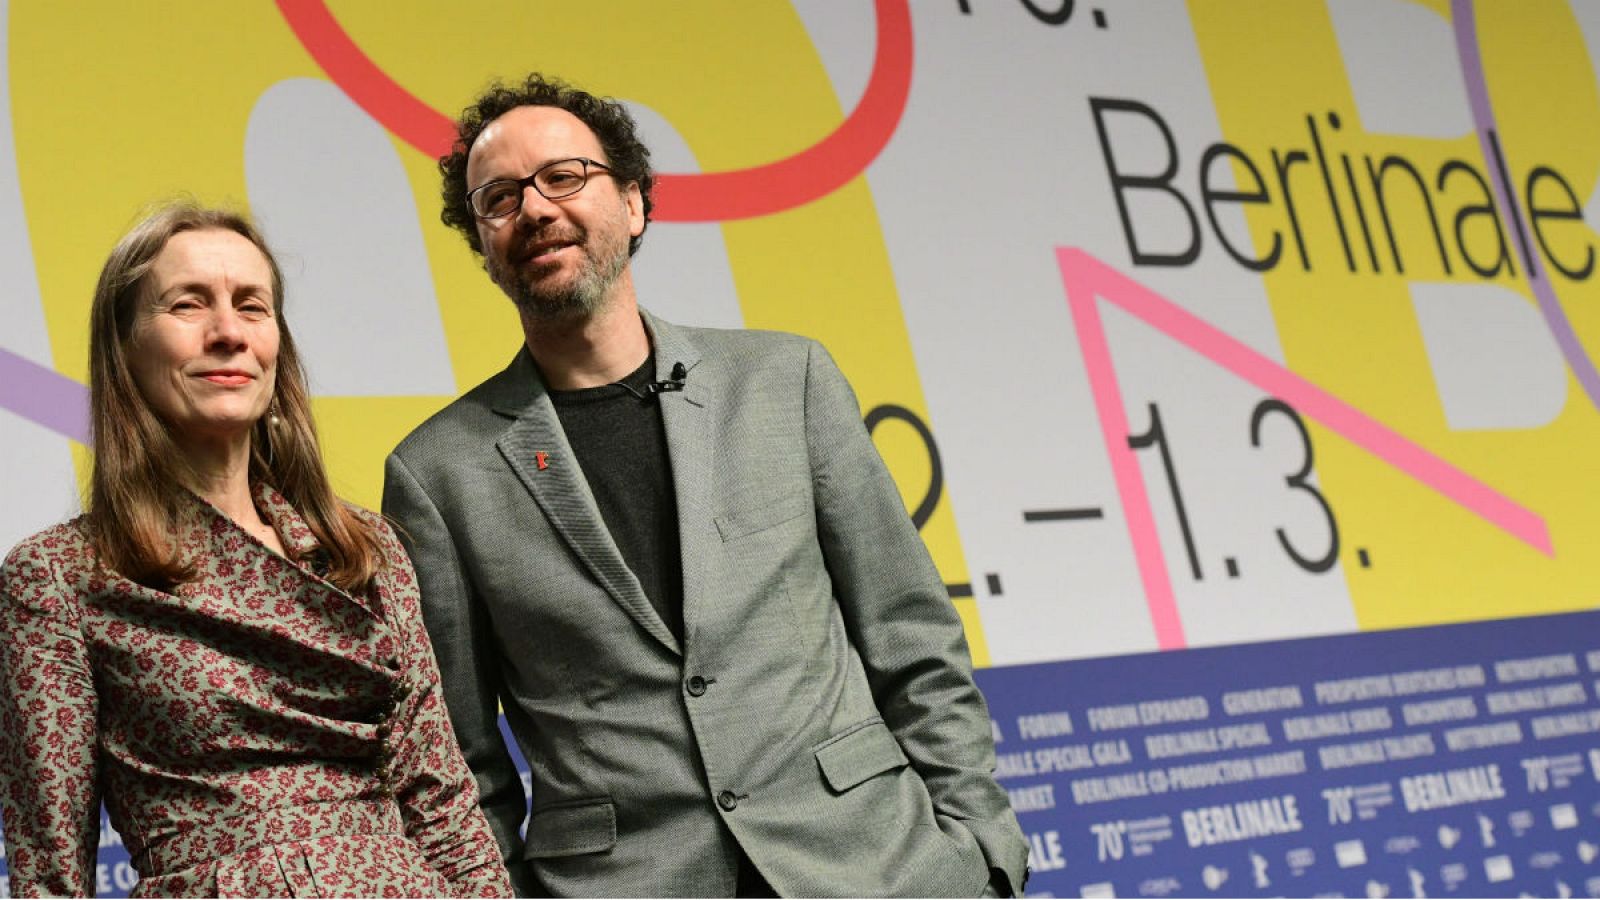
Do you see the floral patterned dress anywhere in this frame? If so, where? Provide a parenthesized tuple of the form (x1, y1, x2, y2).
(0, 485, 514, 898)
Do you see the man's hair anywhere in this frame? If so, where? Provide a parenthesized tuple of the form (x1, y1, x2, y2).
(439, 73, 655, 257)
(84, 200, 384, 591)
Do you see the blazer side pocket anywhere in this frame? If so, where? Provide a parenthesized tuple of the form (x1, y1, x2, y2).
(522, 798, 617, 859)
(814, 719, 909, 793)
(715, 489, 810, 542)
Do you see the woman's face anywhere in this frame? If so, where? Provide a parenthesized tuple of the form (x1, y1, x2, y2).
(127, 229, 280, 449)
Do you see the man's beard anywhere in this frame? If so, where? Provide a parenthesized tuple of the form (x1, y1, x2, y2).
(488, 224, 629, 322)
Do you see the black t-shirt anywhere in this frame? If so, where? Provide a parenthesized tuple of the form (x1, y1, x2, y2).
(548, 355, 685, 642)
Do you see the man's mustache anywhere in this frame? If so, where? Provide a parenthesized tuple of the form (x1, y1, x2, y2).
(512, 228, 585, 261)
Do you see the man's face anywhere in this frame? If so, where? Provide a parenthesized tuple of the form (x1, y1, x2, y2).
(466, 105, 645, 321)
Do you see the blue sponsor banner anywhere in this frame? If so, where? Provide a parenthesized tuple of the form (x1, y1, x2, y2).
(976, 610, 1600, 898)
(8, 609, 1600, 897)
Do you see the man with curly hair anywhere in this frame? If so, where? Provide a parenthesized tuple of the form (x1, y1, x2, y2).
(383, 73, 1027, 898)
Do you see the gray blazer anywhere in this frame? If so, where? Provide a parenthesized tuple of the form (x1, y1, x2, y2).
(382, 312, 1027, 897)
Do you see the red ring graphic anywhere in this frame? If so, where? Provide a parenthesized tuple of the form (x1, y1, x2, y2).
(275, 0, 913, 222)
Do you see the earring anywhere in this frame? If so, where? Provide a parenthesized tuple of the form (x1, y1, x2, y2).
(263, 403, 282, 467)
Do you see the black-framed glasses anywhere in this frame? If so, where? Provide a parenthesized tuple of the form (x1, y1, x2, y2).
(467, 157, 615, 219)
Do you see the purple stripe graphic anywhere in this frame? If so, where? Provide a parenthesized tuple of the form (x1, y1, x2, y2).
(0, 347, 90, 444)
(1452, 0, 1600, 410)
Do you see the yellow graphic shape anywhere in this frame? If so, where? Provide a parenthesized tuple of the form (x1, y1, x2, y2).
(1190, 1, 1600, 630)
(12, 2, 985, 661)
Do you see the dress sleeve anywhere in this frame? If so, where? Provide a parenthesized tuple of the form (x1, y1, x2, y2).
(370, 517, 513, 898)
(0, 534, 101, 898)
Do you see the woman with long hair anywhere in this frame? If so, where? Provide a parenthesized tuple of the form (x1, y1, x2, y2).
(0, 203, 513, 897)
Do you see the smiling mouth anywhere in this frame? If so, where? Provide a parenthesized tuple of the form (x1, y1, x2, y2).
(525, 242, 575, 261)
(197, 372, 253, 386)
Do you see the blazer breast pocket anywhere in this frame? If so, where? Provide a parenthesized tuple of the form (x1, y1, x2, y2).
(714, 488, 811, 543)
(523, 798, 618, 859)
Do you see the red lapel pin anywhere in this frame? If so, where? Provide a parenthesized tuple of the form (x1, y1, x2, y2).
(535, 451, 549, 470)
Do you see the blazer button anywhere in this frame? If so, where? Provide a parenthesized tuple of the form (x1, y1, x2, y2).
(686, 675, 708, 697)
(717, 790, 739, 811)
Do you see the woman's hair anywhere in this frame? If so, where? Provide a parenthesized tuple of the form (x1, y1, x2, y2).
(84, 201, 384, 591)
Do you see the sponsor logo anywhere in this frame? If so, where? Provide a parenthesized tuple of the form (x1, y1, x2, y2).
(1137, 876, 1182, 897)
(1407, 867, 1427, 899)
(1477, 813, 1497, 848)
(1250, 852, 1270, 889)
(1551, 803, 1579, 830)
(1181, 795, 1303, 847)
(1335, 839, 1368, 868)
(1399, 764, 1506, 812)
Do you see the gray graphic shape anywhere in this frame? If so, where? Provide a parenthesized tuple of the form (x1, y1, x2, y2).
(1329, 0, 1472, 138)
(1411, 282, 1567, 430)
(621, 101, 742, 331)
(244, 78, 455, 396)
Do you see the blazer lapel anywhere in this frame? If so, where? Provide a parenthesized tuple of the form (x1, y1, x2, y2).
(492, 348, 682, 656)
(642, 313, 712, 641)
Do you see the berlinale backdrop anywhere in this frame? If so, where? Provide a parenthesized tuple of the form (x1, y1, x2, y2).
(4, 2, 1600, 896)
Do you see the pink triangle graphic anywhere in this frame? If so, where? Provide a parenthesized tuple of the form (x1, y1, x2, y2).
(1058, 247, 1554, 651)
